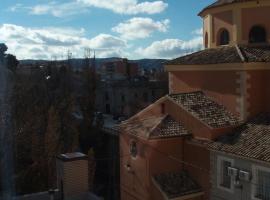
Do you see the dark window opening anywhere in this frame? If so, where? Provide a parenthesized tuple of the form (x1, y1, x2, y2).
(61, 180, 64, 200)
(130, 141, 137, 158)
(121, 94, 125, 102)
(105, 92, 109, 101)
(249, 25, 267, 43)
(106, 104, 111, 114)
(219, 29, 230, 45)
(205, 32, 209, 48)
(151, 90, 155, 98)
(143, 92, 148, 102)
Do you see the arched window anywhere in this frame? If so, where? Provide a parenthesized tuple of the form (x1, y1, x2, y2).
(205, 32, 209, 48)
(249, 26, 267, 43)
(130, 141, 137, 158)
(218, 29, 230, 45)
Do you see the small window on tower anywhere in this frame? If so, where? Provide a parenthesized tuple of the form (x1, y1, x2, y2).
(249, 25, 267, 44)
(205, 32, 209, 48)
(130, 141, 137, 158)
(218, 28, 230, 46)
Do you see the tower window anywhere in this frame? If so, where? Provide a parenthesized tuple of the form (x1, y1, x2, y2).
(130, 141, 137, 158)
(205, 32, 209, 48)
(249, 25, 267, 43)
(218, 29, 230, 45)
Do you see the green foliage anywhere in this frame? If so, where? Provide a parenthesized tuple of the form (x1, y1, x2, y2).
(0, 43, 8, 56)
(5, 54, 19, 72)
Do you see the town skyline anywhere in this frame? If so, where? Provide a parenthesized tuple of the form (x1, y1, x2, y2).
(0, 0, 213, 60)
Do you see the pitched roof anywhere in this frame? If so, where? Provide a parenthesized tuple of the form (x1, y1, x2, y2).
(199, 0, 256, 16)
(120, 115, 190, 139)
(152, 171, 202, 199)
(169, 91, 240, 128)
(166, 45, 270, 65)
(209, 113, 270, 163)
(151, 115, 190, 139)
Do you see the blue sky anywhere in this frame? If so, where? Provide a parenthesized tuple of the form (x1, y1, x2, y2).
(0, 0, 214, 60)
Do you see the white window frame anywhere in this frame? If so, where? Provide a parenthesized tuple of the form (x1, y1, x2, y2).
(217, 155, 234, 193)
(252, 165, 270, 200)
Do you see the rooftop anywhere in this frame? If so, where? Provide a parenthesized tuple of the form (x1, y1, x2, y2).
(169, 91, 240, 128)
(209, 113, 270, 163)
(152, 171, 202, 199)
(57, 152, 88, 162)
(120, 114, 190, 139)
(151, 115, 190, 139)
(199, 0, 257, 16)
(166, 45, 270, 66)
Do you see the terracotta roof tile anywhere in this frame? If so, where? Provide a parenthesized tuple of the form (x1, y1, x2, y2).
(209, 113, 270, 162)
(150, 115, 190, 139)
(166, 45, 270, 65)
(153, 171, 202, 199)
(120, 115, 190, 139)
(169, 91, 240, 128)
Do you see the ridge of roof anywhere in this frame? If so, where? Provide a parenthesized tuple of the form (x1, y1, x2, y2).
(120, 114, 190, 139)
(235, 44, 247, 62)
(165, 44, 270, 66)
(168, 91, 240, 129)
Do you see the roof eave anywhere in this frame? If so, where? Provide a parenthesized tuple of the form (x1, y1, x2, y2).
(165, 62, 270, 72)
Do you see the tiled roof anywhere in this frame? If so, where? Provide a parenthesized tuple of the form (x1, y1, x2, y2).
(153, 171, 202, 199)
(199, 0, 256, 15)
(151, 115, 190, 139)
(169, 91, 240, 128)
(120, 115, 190, 139)
(209, 113, 270, 162)
(166, 45, 270, 65)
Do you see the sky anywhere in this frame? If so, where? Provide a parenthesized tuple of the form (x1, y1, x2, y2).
(0, 0, 214, 60)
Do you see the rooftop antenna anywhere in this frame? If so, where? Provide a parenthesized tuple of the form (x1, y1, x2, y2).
(84, 48, 91, 69)
(84, 48, 91, 59)
(67, 50, 72, 61)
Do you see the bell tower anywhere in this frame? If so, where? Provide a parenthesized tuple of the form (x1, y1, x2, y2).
(199, 0, 270, 48)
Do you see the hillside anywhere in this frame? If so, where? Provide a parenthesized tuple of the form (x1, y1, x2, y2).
(20, 58, 168, 70)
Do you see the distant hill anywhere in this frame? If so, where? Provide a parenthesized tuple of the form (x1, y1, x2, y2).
(19, 58, 168, 70)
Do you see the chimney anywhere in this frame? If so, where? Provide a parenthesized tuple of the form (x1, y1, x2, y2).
(56, 152, 89, 200)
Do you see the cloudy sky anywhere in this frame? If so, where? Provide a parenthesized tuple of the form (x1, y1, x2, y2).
(0, 0, 214, 60)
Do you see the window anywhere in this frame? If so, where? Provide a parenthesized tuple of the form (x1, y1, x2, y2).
(105, 104, 111, 114)
(205, 32, 209, 48)
(249, 26, 267, 44)
(130, 141, 137, 158)
(218, 29, 230, 45)
(121, 94, 125, 102)
(143, 92, 148, 102)
(105, 92, 109, 101)
(152, 90, 156, 98)
(252, 165, 270, 200)
(217, 156, 234, 192)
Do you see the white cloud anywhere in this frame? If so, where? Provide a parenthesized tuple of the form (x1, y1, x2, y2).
(29, 2, 88, 17)
(78, 0, 168, 15)
(8, 3, 24, 12)
(0, 24, 127, 59)
(136, 37, 203, 59)
(112, 17, 169, 40)
(192, 28, 203, 35)
(16, 0, 167, 17)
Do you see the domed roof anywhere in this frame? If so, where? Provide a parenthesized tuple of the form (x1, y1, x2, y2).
(199, 0, 257, 16)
